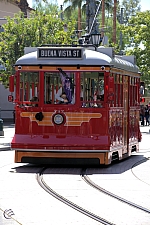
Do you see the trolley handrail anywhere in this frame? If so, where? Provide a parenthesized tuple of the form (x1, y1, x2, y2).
(40, 44, 97, 51)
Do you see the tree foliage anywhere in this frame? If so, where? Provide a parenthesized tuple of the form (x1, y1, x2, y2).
(32, 0, 59, 13)
(63, 0, 114, 37)
(110, 0, 141, 52)
(121, 10, 150, 89)
(119, 0, 141, 21)
(0, 11, 75, 86)
(1, 0, 150, 89)
(63, 0, 86, 37)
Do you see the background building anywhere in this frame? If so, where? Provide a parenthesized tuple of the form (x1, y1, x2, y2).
(0, 0, 32, 121)
(0, 0, 32, 24)
(0, 83, 15, 121)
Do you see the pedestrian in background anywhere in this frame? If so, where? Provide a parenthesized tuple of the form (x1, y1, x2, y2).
(140, 105, 145, 126)
(144, 105, 150, 126)
(148, 101, 150, 110)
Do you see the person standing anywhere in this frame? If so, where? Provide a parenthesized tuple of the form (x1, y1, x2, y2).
(56, 68, 74, 103)
(55, 77, 73, 103)
(144, 105, 150, 126)
(140, 105, 145, 126)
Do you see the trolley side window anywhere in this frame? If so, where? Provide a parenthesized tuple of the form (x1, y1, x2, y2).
(80, 72, 104, 107)
(120, 75, 123, 107)
(130, 77, 139, 106)
(114, 74, 123, 107)
(44, 72, 75, 104)
(19, 72, 39, 105)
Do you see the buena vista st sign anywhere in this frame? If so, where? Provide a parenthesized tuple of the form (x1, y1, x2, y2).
(37, 47, 83, 59)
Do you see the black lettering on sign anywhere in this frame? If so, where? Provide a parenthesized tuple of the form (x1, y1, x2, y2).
(38, 48, 83, 59)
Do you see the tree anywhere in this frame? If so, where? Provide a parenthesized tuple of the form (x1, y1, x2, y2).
(99, 0, 120, 49)
(32, 0, 60, 16)
(120, 0, 141, 22)
(121, 11, 150, 91)
(0, 11, 75, 86)
(18, 0, 29, 17)
(32, 0, 48, 6)
(112, 0, 117, 44)
(63, 0, 85, 37)
(116, 0, 141, 51)
(101, 0, 105, 38)
(63, 0, 114, 38)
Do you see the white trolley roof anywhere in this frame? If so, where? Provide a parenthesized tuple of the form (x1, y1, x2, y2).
(15, 46, 139, 73)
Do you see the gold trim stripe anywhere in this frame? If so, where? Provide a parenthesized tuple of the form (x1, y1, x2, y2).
(15, 66, 110, 72)
(20, 112, 102, 126)
(21, 112, 54, 126)
(65, 112, 101, 126)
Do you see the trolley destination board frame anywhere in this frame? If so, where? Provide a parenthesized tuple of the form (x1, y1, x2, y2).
(37, 47, 83, 59)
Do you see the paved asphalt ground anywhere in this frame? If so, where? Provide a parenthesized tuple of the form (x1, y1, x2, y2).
(0, 122, 14, 151)
(0, 122, 150, 225)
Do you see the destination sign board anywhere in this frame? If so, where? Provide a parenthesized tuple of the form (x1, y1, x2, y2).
(37, 47, 83, 59)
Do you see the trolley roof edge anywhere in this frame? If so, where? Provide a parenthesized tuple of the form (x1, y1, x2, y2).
(15, 46, 140, 73)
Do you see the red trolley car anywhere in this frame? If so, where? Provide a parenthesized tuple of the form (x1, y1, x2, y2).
(9, 45, 141, 165)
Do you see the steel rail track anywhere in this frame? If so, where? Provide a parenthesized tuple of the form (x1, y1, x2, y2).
(0, 163, 14, 169)
(81, 168, 150, 214)
(131, 157, 150, 186)
(37, 167, 115, 225)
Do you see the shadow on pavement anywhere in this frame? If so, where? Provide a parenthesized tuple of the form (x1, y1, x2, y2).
(11, 154, 148, 175)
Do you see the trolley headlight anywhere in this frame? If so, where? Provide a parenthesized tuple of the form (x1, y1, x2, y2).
(101, 66, 105, 70)
(18, 65, 22, 70)
(53, 114, 64, 125)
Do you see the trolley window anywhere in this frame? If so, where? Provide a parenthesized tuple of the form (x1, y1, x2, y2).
(44, 71, 75, 104)
(130, 77, 138, 106)
(19, 72, 39, 105)
(80, 72, 104, 107)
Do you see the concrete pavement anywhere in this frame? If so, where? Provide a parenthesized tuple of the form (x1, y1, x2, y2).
(0, 122, 15, 151)
(0, 123, 150, 225)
